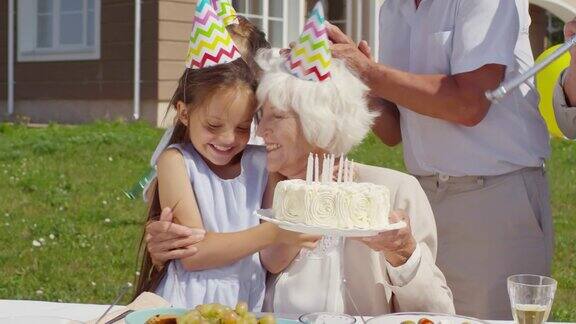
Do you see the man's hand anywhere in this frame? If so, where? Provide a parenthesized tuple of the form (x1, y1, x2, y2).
(326, 21, 375, 78)
(360, 210, 417, 267)
(145, 207, 205, 268)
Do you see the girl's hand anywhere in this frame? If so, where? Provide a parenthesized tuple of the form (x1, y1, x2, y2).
(145, 207, 206, 268)
(359, 210, 417, 267)
(272, 225, 321, 249)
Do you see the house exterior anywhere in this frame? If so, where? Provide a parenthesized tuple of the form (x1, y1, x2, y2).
(1, 0, 576, 126)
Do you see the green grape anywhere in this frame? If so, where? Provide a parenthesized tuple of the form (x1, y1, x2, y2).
(258, 315, 276, 324)
(243, 313, 257, 324)
(222, 310, 240, 324)
(212, 303, 227, 318)
(197, 304, 216, 317)
(177, 310, 202, 324)
(235, 302, 249, 316)
(222, 306, 232, 314)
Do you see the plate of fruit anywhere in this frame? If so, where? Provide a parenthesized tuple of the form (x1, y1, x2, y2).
(126, 301, 297, 324)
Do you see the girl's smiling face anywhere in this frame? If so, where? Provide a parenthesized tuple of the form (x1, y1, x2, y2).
(177, 85, 255, 168)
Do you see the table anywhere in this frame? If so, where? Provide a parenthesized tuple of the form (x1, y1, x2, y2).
(0, 300, 570, 323)
(0, 300, 124, 322)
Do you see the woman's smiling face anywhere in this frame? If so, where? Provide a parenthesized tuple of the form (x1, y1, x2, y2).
(256, 100, 315, 179)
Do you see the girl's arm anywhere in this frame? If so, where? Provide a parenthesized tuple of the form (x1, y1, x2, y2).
(260, 173, 306, 274)
(157, 150, 311, 272)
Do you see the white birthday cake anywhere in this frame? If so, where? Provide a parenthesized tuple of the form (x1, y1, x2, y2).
(272, 179, 391, 229)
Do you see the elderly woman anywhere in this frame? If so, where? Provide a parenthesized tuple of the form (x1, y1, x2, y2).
(144, 52, 454, 315)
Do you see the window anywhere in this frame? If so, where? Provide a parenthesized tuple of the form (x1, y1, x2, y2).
(546, 12, 565, 46)
(233, 0, 295, 48)
(308, 0, 350, 34)
(307, 0, 382, 59)
(18, 0, 100, 62)
(232, 0, 381, 56)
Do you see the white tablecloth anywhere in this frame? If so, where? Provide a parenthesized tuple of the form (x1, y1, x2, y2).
(0, 300, 123, 322)
(0, 299, 570, 323)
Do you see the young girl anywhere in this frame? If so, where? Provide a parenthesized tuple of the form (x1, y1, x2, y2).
(135, 0, 314, 311)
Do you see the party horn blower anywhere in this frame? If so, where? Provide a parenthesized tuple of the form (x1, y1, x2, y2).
(124, 168, 157, 200)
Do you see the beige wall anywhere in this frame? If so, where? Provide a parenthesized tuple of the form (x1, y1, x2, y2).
(158, 0, 197, 102)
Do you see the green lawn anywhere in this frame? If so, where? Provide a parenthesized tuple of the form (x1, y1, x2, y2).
(0, 122, 574, 320)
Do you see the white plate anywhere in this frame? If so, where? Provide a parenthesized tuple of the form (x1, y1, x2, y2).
(366, 312, 488, 324)
(256, 209, 406, 238)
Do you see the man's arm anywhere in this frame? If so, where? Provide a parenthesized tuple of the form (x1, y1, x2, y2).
(361, 63, 504, 127)
(564, 19, 576, 106)
(370, 97, 402, 146)
(564, 64, 576, 108)
(329, 0, 518, 127)
(553, 18, 576, 139)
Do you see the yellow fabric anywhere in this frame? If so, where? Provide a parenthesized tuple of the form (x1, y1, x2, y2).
(535, 44, 572, 138)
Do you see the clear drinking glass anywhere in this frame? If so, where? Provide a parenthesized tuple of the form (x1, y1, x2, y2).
(508, 274, 557, 324)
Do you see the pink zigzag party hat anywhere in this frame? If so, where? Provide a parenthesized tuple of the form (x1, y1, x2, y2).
(285, 1, 332, 82)
(211, 0, 239, 26)
(186, 0, 241, 69)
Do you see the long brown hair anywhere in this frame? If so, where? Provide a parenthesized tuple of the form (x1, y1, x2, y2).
(228, 16, 271, 76)
(134, 59, 257, 297)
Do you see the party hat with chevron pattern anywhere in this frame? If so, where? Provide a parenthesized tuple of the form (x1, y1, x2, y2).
(285, 1, 331, 81)
(186, 0, 241, 69)
(212, 0, 239, 26)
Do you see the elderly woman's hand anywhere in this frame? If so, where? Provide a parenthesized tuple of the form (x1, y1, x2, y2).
(360, 210, 417, 267)
(145, 207, 206, 269)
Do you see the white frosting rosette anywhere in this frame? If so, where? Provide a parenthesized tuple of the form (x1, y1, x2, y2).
(273, 181, 307, 223)
(347, 186, 373, 228)
(305, 185, 338, 228)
